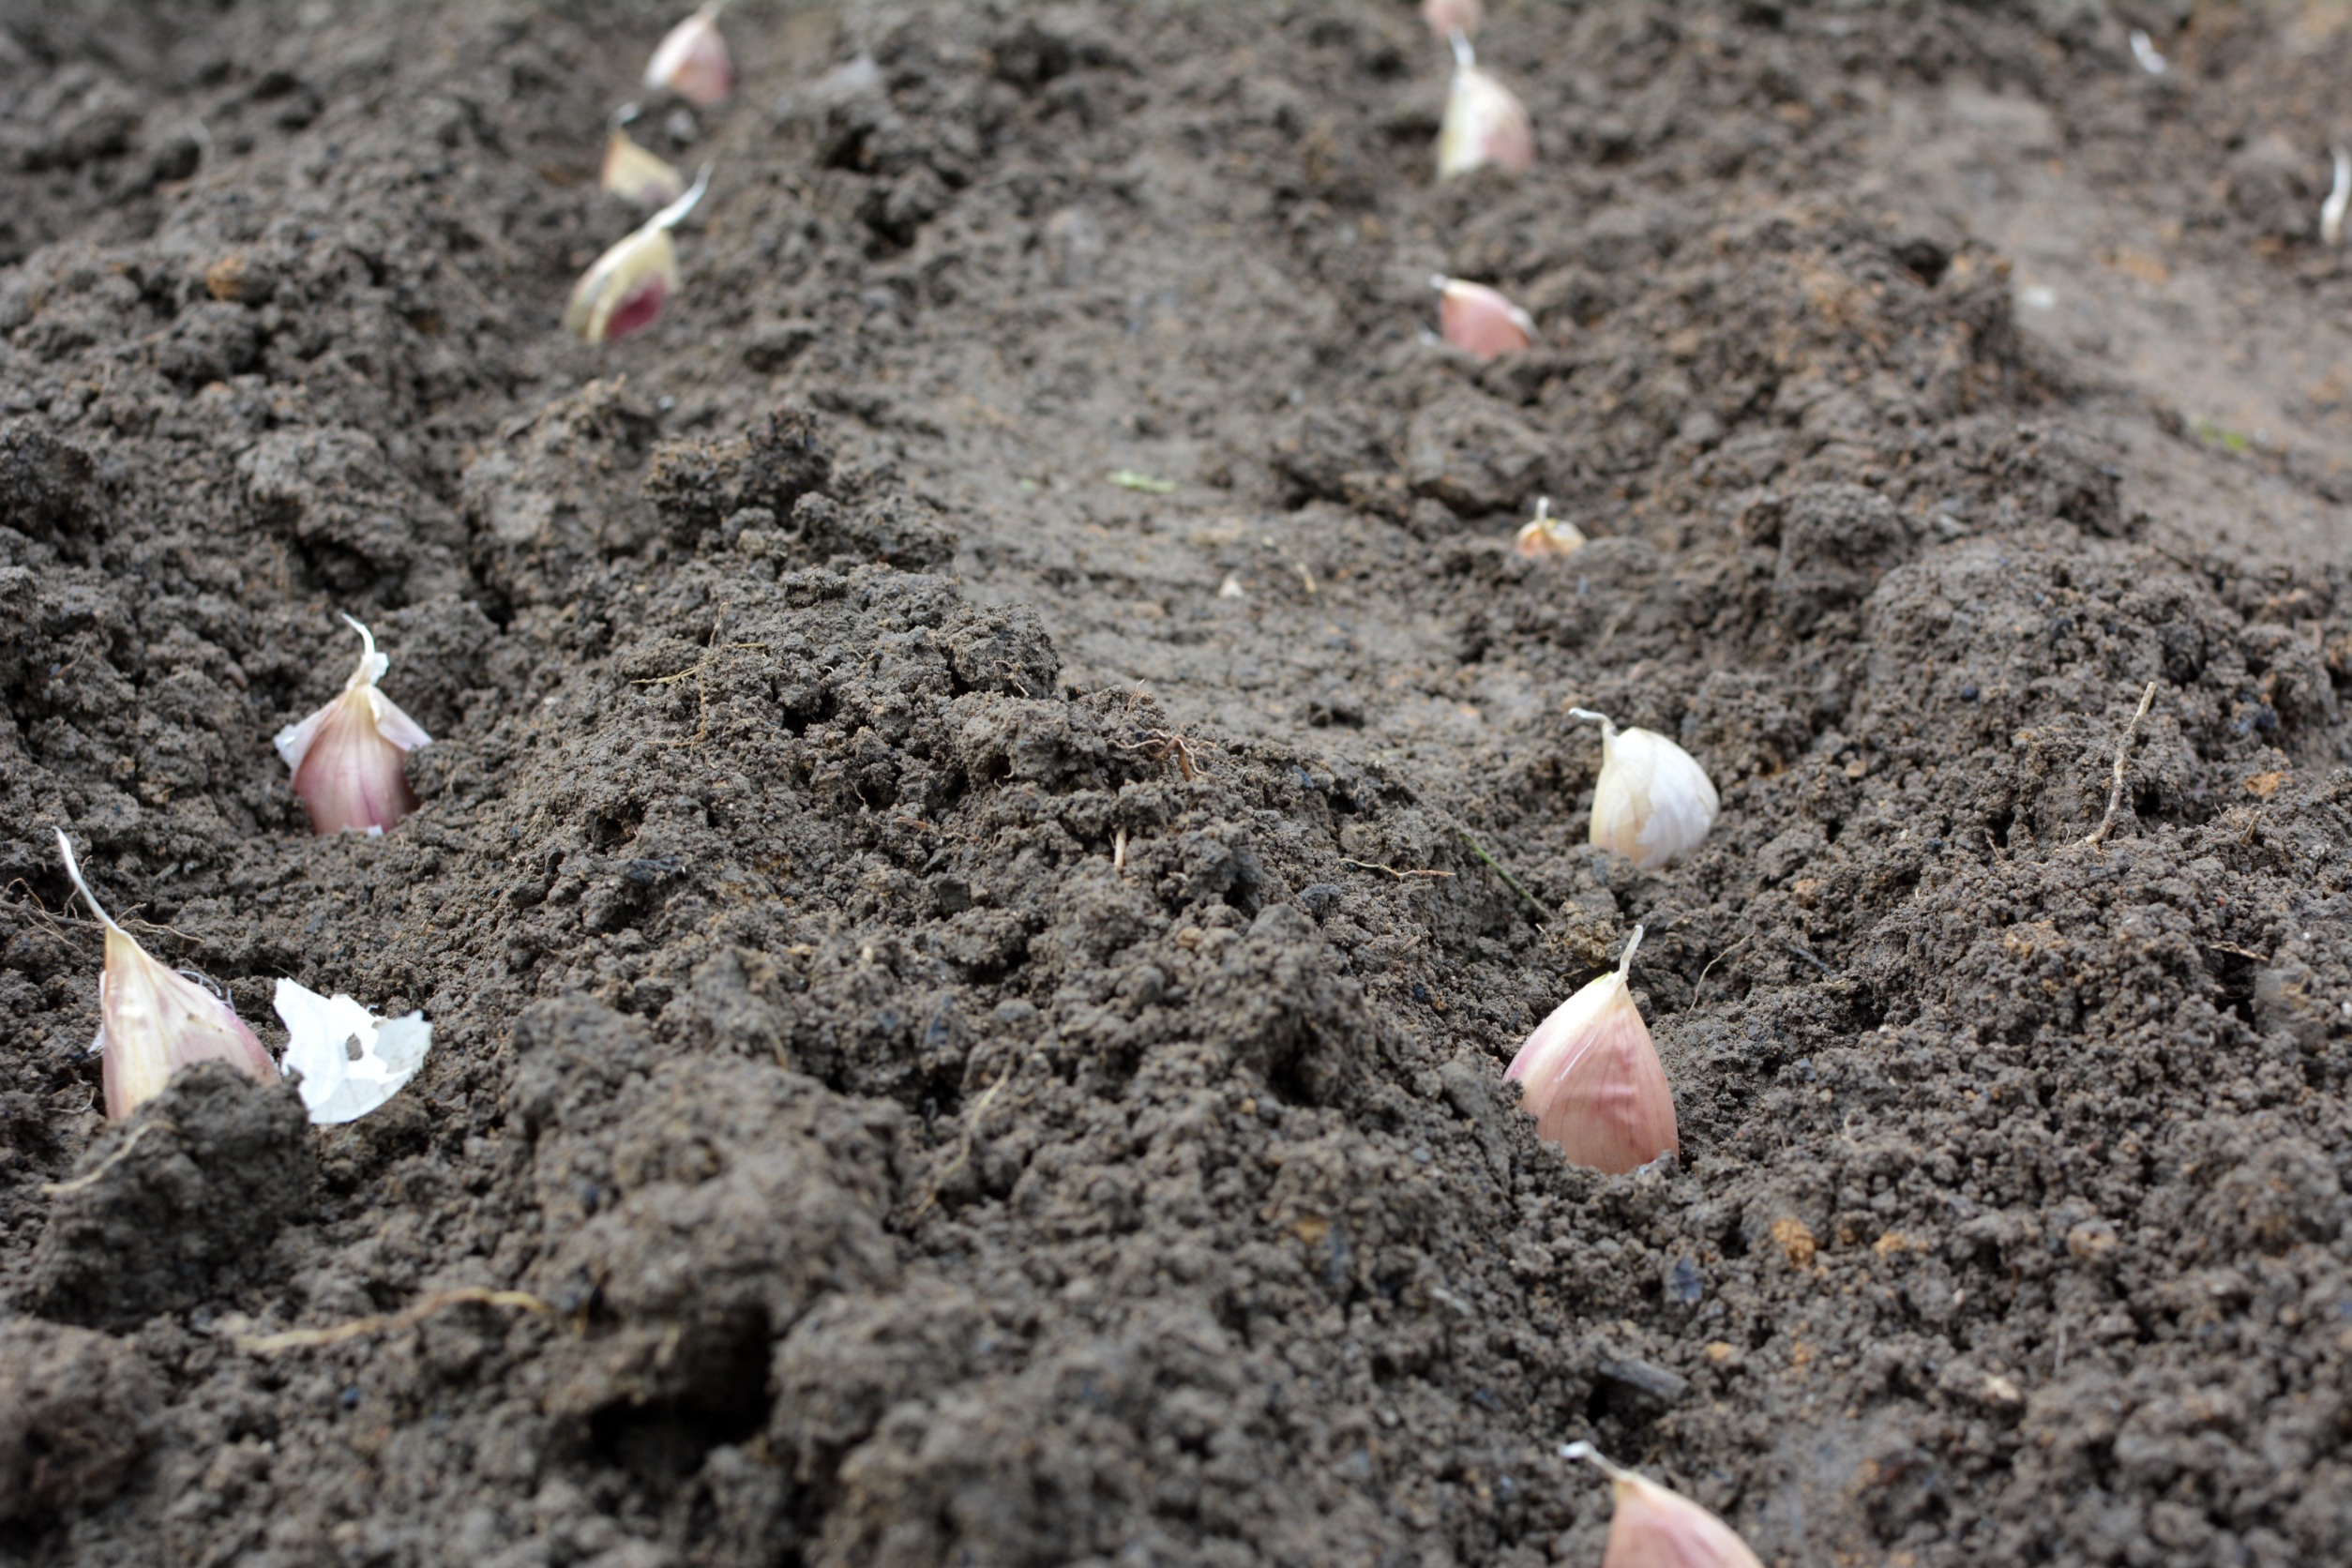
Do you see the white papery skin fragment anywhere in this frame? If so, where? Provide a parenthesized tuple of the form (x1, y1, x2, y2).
(1560, 1442, 1764, 1568)
(1573, 708, 1719, 868)
(1504, 927, 1679, 1174)
(273, 980, 431, 1125)
(275, 615, 431, 836)
(55, 830, 275, 1121)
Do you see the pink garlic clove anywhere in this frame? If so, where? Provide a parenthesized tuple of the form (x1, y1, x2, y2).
(565, 165, 708, 344)
(275, 615, 431, 837)
(1560, 1443, 1764, 1568)
(645, 4, 733, 108)
(56, 830, 274, 1121)
(1506, 927, 1679, 1173)
(1421, 0, 1482, 39)
(1432, 274, 1535, 360)
(1438, 32, 1533, 178)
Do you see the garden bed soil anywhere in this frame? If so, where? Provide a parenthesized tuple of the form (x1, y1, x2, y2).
(3, 3, 2352, 1565)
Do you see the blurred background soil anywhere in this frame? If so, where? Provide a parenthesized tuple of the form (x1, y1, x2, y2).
(2, 2, 2350, 1564)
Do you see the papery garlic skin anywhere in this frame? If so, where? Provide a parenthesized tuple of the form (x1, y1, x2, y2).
(1433, 275, 1535, 361)
(565, 165, 709, 344)
(1506, 927, 1678, 1173)
(1574, 709, 1719, 869)
(275, 615, 431, 837)
(55, 830, 274, 1122)
(1422, 0, 1482, 39)
(645, 4, 733, 107)
(1439, 32, 1533, 179)
(274, 980, 431, 1125)
(601, 129, 686, 207)
(1515, 497, 1587, 559)
(1560, 1443, 1764, 1568)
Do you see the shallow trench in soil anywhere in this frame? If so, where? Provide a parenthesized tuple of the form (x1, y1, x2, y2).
(3, 3, 2351, 1565)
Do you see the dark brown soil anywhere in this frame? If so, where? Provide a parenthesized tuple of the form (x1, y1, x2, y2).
(4, 3, 2351, 1564)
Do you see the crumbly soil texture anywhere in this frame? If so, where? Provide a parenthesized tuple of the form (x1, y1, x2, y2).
(4, 3, 2352, 1564)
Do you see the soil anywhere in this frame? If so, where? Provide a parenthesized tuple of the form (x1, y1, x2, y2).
(3, 2, 2351, 1564)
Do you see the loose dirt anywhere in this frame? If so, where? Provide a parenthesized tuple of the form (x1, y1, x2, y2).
(3, 3, 2350, 1565)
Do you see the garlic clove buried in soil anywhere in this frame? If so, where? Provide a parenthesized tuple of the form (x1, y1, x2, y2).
(1438, 31, 1533, 179)
(645, 3, 733, 107)
(274, 980, 431, 1125)
(1432, 275, 1535, 360)
(55, 830, 275, 1122)
(1506, 927, 1679, 1174)
(275, 614, 431, 837)
(1515, 497, 1588, 559)
(1572, 708, 1719, 869)
(601, 128, 686, 208)
(565, 164, 710, 344)
(1560, 1442, 1764, 1568)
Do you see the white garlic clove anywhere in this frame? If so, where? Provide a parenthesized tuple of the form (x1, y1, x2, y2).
(2323, 145, 2348, 248)
(1421, 0, 1482, 39)
(1432, 274, 1535, 360)
(273, 980, 432, 1125)
(1438, 32, 1533, 179)
(1560, 1442, 1764, 1568)
(601, 129, 686, 207)
(56, 831, 274, 1121)
(645, 3, 732, 108)
(1573, 708, 1720, 869)
(1506, 927, 1678, 1173)
(275, 615, 431, 837)
(1515, 497, 1587, 559)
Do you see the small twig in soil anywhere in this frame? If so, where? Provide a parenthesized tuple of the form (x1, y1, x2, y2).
(1454, 828, 1547, 921)
(1779, 938, 1832, 975)
(234, 1288, 554, 1354)
(9, 878, 203, 947)
(1115, 727, 1212, 781)
(910, 1064, 1018, 1220)
(1341, 858, 1453, 882)
(39, 1121, 173, 1197)
(1696, 934, 1752, 998)
(2084, 682, 2159, 848)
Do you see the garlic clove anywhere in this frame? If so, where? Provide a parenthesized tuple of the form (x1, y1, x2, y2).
(273, 979, 431, 1125)
(1515, 496, 1587, 559)
(1572, 708, 1720, 869)
(275, 614, 431, 837)
(1421, 0, 1482, 39)
(601, 129, 686, 207)
(645, 3, 733, 107)
(1438, 32, 1533, 179)
(1507, 927, 1678, 1173)
(56, 831, 274, 1121)
(565, 164, 710, 344)
(2323, 145, 2349, 248)
(1432, 275, 1535, 361)
(1560, 1442, 1764, 1568)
